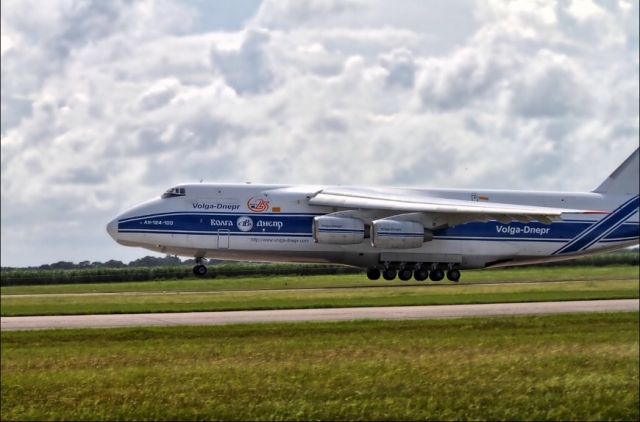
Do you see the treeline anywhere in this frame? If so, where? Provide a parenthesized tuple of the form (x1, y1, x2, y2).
(1, 251, 637, 287)
(538, 251, 639, 267)
(0, 263, 361, 286)
(1, 255, 213, 271)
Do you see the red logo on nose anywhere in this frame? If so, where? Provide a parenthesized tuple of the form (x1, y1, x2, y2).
(247, 196, 270, 213)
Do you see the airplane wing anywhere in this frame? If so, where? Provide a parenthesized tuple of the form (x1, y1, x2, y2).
(308, 187, 603, 228)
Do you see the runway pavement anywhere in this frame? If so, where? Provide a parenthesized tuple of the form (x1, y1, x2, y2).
(1, 299, 637, 331)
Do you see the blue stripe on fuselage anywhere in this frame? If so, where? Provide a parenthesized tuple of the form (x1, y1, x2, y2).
(433, 221, 585, 241)
(119, 213, 315, 235)
(553, 196, 639, 254)
(118, 211, 639, 246)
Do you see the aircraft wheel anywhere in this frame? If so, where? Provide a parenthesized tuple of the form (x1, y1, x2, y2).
(193, 265, 207, 277)
(398, 268, 413, 281)
(382, 269, 397, 281)
(414, 268, 429, 281)
(429, 268, 444, 282)
(367, 268, 381, 280)
(447, 269, 461, 282)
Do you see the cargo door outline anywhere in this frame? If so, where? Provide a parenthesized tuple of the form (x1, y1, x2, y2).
(218, 230, 230, 249)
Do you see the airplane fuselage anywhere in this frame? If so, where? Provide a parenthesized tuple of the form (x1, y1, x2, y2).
(107, 183, 639, 271)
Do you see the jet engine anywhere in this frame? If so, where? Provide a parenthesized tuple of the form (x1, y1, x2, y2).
(313, 216, 365, 245)
(371, 219, 431, 249)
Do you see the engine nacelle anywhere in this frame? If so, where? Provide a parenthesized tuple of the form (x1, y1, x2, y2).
(371, 219, 429, 249)
(313, 216, 365, 245)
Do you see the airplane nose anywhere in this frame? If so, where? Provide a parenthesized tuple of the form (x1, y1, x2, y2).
(106, 218, 118, 240)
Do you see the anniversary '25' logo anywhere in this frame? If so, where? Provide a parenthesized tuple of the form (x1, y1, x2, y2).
(247, 196, 270, 213)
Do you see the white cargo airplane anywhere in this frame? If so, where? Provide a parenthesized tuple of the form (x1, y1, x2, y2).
(107, 149, 639, 282)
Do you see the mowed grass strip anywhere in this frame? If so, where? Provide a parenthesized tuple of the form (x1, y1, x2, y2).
(1, 278, 638, 316)
(2, 266, 638, 296)
(2, 313, 638, 421)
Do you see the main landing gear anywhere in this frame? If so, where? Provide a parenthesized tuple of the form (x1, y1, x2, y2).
(429, 268, 444, 282)
(366, 263, 462, 282)
(367, 268, 381, 280)
(193, 257, 207, 277)
(383, 268, 397, 281)
(446, 269, 461, 282)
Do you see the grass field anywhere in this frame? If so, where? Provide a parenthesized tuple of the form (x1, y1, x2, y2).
(1, 267, 638, 317)
(2, 312, 638, 421)
(3, 252, 637, 286)
(2, 266, 637, 295)
(2, 279, 638, 317)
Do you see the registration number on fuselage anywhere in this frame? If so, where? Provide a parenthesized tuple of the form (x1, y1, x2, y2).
(141, 219, 174, 226)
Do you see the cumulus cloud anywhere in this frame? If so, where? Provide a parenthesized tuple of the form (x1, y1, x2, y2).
(1, 0, 638, 266)
(253, 0, 366, 29)
(380, 49, 416, 89)
(509, 51, 591, 118)
(210, 29, 274, 95)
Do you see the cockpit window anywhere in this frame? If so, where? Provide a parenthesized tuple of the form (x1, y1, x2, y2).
(161, 187, 186, 199)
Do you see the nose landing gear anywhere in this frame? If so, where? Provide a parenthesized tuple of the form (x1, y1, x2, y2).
(193, 257, 207, 277)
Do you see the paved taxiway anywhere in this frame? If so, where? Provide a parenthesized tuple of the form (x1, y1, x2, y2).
(1, 299, 637, 331)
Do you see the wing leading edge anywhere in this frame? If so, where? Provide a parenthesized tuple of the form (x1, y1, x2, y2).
(308, 188, 603, 228)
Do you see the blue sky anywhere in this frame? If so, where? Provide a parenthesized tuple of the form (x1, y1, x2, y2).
(1, 0, 638, 266)
(190, 0, 261, 32)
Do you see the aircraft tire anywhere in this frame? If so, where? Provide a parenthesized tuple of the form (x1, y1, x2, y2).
(414, 269, 429, 281)
(367, 268, 381, 280)
(447, 269, 461, 282)
(398, 268, 413, 281)
(429, 268, 444, 282)
(193, 265, 207, 277)
(382, 269, 397, 281)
